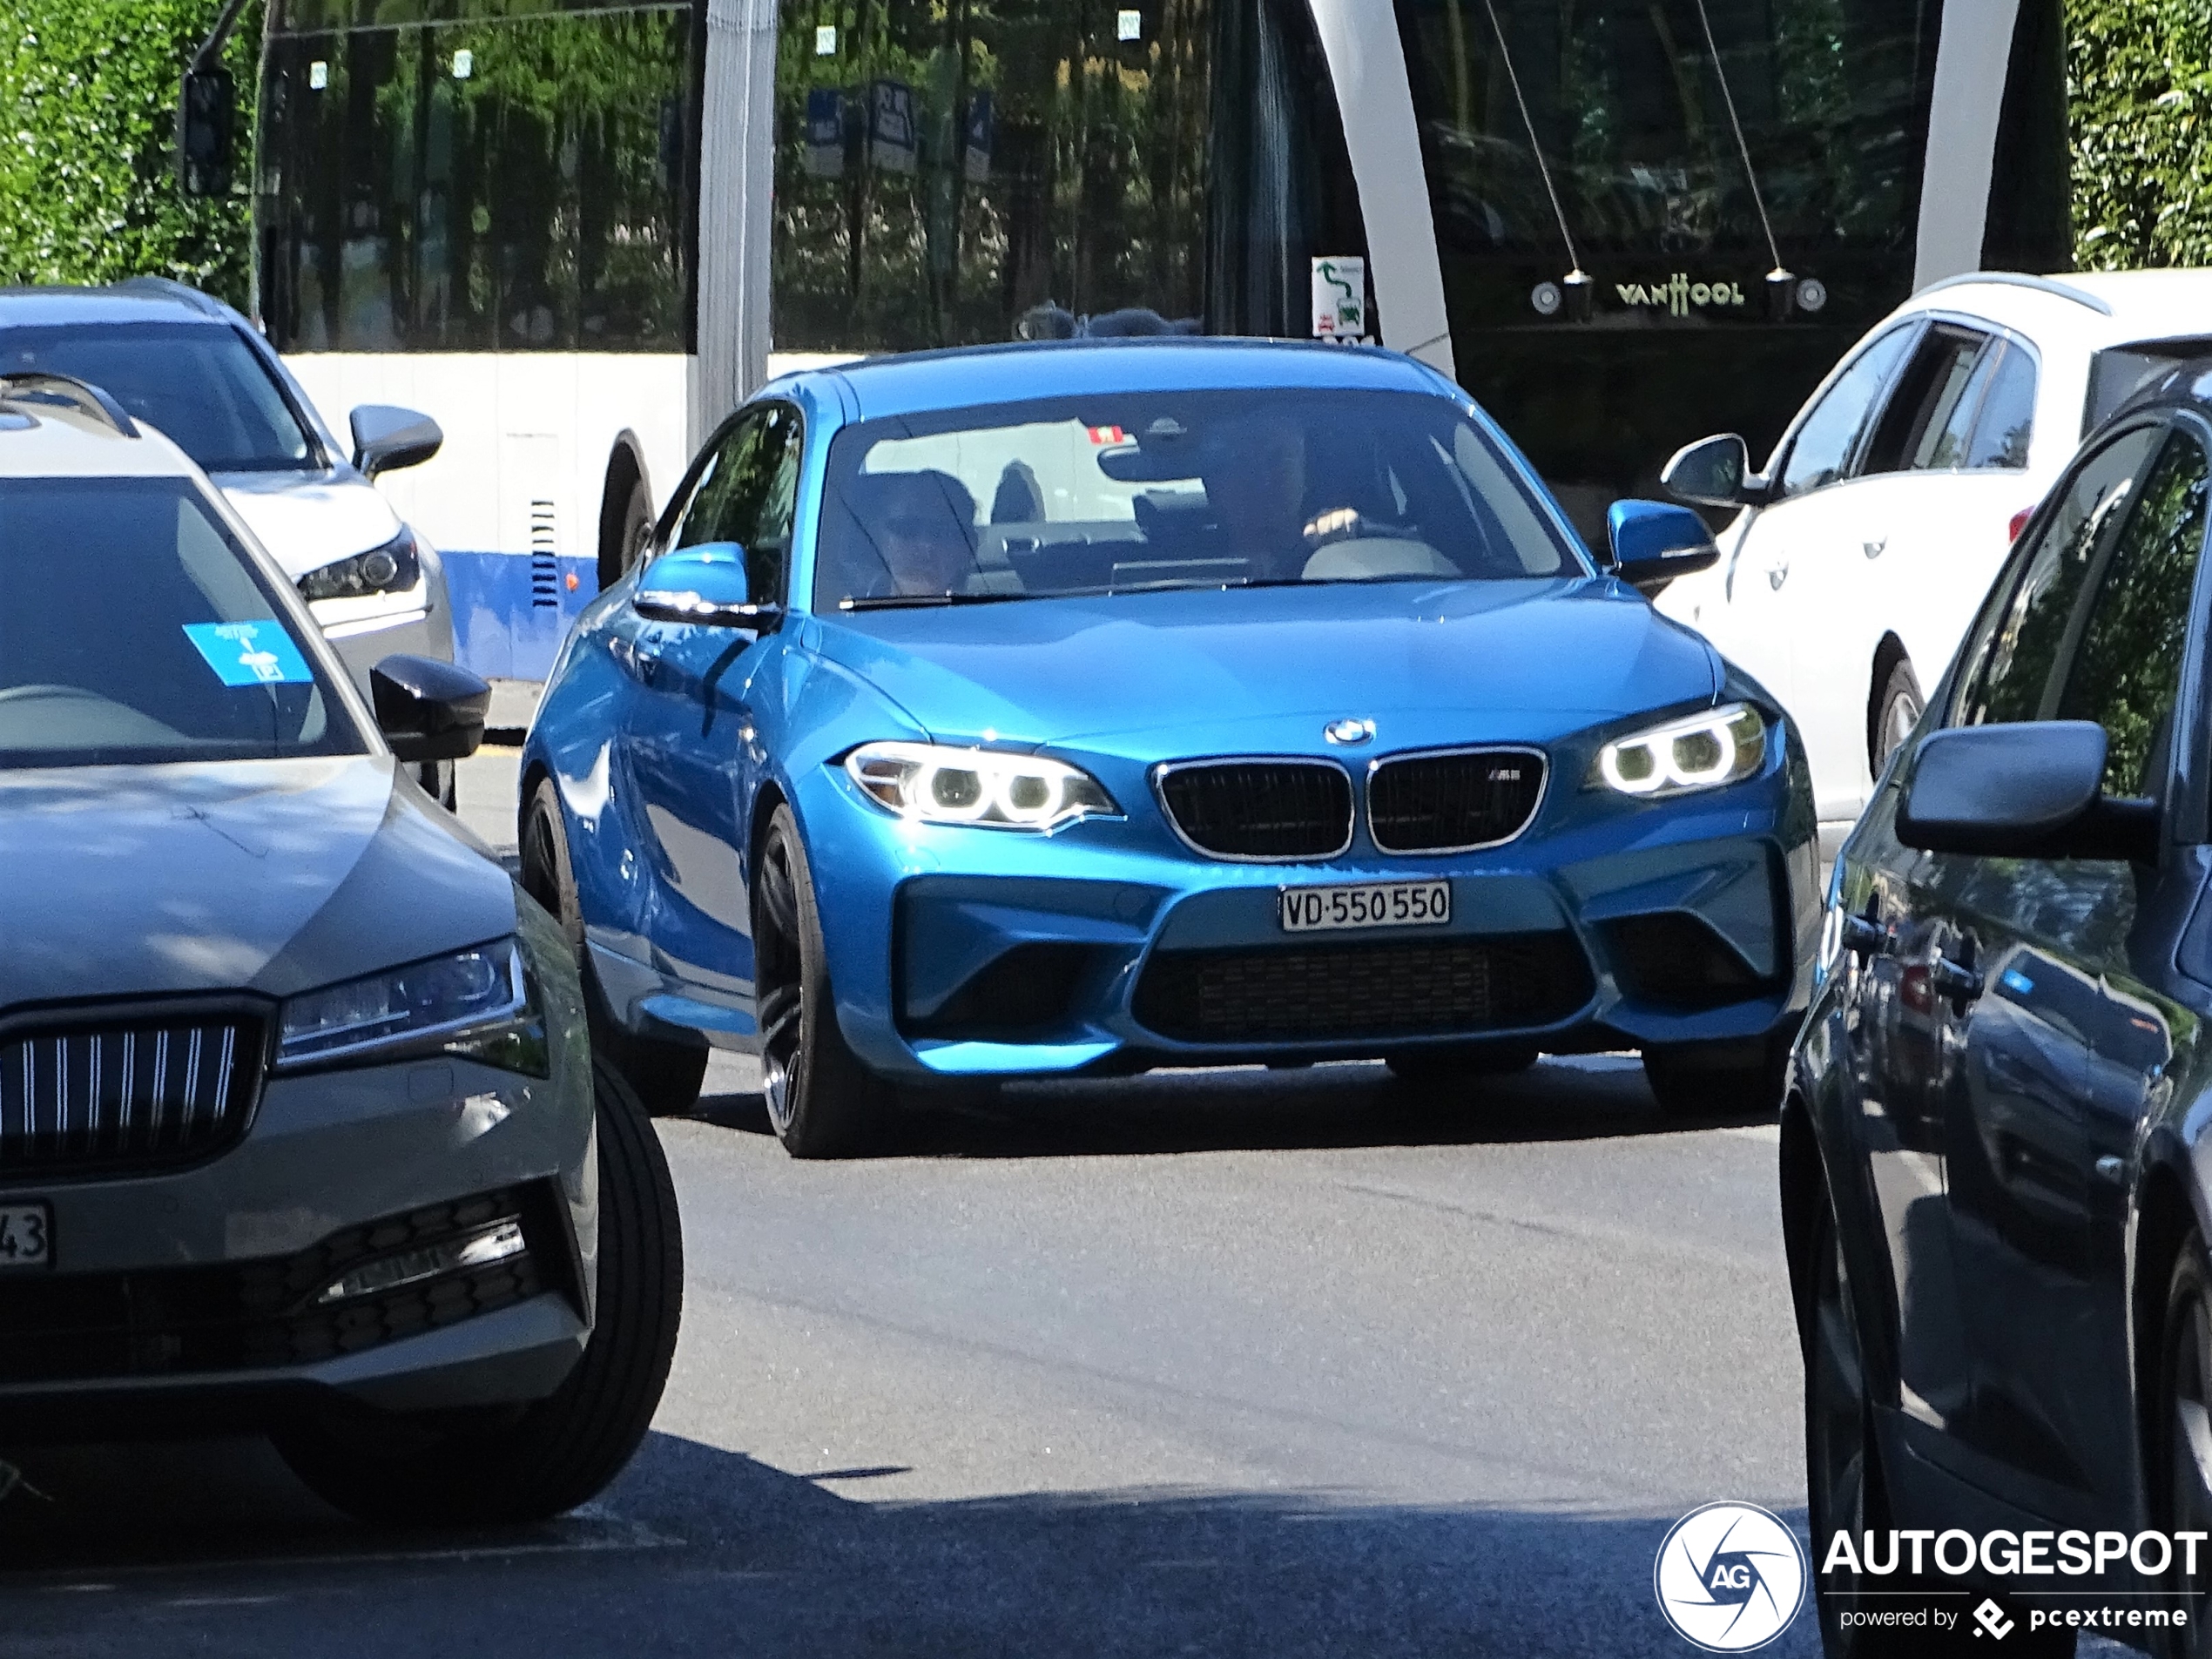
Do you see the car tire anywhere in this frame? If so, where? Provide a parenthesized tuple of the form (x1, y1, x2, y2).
(1868, 654, 1923, 779)
(752, 803, 894, 1159)
(1385, 1045, 1539, 1085)
(2152, 1233, 2212, 1658)
(521, 778, 705, 1117)
(273, 1057, 683, 1527)
(1642, 1029, 1791, 1120)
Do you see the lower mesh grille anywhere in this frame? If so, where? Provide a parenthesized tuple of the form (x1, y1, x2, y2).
(1368, 749, 1545, 851)
(0, 1009, 265, 1178)
(0, 1188, 552, 1386)
(1131, 932, 1594, 1043)
(1157, 761, 1352, 859)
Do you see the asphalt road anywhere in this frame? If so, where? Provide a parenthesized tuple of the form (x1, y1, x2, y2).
(0, 752, 1854, 1654)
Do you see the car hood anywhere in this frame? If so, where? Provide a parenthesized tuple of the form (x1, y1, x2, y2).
(812, 577, 1721, 758)
(214, 470, 401, 582)
(0, 757, 518, 1011)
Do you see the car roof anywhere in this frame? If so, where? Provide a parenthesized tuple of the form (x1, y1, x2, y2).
(0, 280, 236, 331)
(0, 390, 200, 481)
(796, 337, 1450, 421)
(1905, 269, 2212, 352)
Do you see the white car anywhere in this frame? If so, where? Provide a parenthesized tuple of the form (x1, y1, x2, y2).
(0, 280, 457, 792)
(1654, 268, 2212, 850)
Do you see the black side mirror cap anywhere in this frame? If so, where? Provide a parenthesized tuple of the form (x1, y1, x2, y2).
(371, 652, 489, 763)
(1898, 721, 2159, 861)
(1661, 433, 1771, 509)
(350, 405, 443, 480)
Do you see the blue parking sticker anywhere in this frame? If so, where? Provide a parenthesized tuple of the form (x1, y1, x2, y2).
(182, 621, 314, 687)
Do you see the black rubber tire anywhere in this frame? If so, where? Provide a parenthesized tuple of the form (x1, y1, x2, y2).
(1868, 654, 1924, 779)
(273, 1057, 683, 1526)
(520, 778, 705, 1117)
(752, 803, 894, 1159)
(2151, 1234, 2212, 1658)
(1385, 1045, 1540, 1084)
(600, 473, 655, 594)
(1643, 1028, 1791, 1120)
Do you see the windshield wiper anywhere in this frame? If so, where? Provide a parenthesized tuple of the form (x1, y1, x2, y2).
(839, 590, 1039, 611)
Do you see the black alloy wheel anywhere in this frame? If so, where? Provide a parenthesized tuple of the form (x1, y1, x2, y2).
(2155, 1236, 2212, 1658)
(521, 778, 705, 1116)
(751, 804, 894, 1158)
(273, 1057, 683, 1525)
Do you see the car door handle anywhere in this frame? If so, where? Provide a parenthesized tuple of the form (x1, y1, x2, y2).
(1863, 536, 1886, 560)
(1767, 560, 1789, 590)
(1930, 954, 1983, 1004)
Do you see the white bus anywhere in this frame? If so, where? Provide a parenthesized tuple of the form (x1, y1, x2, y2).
(250, 0, 2064, 690)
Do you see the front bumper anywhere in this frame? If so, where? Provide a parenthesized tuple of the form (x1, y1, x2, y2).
(0, 1050, 595, 1437)
(792, 740, 1821, 1082)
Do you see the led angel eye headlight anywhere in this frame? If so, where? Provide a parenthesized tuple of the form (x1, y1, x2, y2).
(843, 742, 1117, 831)
(1593, 704, 1766, 800)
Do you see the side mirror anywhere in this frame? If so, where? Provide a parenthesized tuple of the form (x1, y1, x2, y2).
(177, 68, 234, 197)
(1898, 721, 2158, 861)
(1607, 499, 1721, 589)
(349, 405, 443, 480)
(371, 652, 489, 763)
(634, 543, 781, 629)
(1662, 433, 1765, 509)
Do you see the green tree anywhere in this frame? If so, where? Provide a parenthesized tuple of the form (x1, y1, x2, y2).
(2068, 0, 2212, 269)
(0, 0, 260, 303)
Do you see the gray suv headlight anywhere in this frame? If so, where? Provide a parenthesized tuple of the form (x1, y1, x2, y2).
(275, 938, 548, 1074)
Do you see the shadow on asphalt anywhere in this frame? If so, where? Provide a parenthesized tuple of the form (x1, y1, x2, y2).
(0, 1430, 1821, 1657)
(685, 1055, 1775, 1159)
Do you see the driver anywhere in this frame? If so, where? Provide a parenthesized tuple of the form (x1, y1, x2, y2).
(1195, 415, 1361, 581)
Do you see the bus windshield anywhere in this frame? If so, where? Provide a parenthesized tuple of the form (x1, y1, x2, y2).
(1395, 0, 1939, 260)
(815, 390, 1581, 610)
(0, 325, 318, 474)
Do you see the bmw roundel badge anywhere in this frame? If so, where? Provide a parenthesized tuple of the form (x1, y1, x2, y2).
(1324, 718, 1375, 746)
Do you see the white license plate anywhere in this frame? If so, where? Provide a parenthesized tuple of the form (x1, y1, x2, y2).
(1278, 880, 1452, 934)
(0, 1203, 51, 1270)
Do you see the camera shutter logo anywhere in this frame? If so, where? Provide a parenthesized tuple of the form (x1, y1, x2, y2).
(1654, 1501, 1808, 1651)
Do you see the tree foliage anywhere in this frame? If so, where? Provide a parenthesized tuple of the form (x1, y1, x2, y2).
(2068, 0, 2212, 269)
(0, 0, 260, 303)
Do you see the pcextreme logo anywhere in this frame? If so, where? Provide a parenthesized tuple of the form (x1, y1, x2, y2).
(1655, 1501, 1809, 1651)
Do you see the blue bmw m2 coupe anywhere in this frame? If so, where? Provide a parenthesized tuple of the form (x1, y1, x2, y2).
(521, 341, 1818, 1155)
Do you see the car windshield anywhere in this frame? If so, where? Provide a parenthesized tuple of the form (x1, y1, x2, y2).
(0, 323, 318, 473)
(813, 388, 1583, 610)
(0, 475, 361, 767)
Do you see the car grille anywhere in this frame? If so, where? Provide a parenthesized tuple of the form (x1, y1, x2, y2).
(1131, 932, 1595, 1044)
(0, 1011, 266, 1178)
(1156, 761, 1352, 860)
(1367, 749, 1546, 852)
(0, 1188, 556, 1386)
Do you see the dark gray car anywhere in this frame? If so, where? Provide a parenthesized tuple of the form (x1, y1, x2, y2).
(0, 377, 679, 1525)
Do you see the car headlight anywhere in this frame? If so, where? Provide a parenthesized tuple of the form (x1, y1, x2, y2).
(842, 740, 1119, 831)
(274, 938, 548, 1074)
(300, 527, 421, 603)
(1592, 703, 1766, 799)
